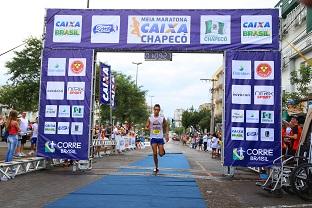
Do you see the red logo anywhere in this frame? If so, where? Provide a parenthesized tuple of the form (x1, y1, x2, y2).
(256, 63, 272, 78)
(70, 60, 84, 74)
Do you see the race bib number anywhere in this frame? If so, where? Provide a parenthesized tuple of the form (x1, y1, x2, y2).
(152, 129, 161, 135)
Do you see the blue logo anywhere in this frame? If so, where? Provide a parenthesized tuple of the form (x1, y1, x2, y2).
(93, 24, 118, 34)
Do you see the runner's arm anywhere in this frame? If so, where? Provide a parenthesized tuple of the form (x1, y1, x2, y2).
(145, 119, 150, 131)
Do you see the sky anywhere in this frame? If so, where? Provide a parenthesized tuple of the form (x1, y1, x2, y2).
(0, 0, 280, 118)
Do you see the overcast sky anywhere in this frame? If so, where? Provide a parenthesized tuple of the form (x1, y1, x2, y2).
(0, 0, 279, 117)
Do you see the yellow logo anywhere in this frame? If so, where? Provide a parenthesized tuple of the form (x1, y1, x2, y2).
(131, 17, 141, 37)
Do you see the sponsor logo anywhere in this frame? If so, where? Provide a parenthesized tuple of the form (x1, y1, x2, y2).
(241, 15, 272, 44)
(45, 140, 82, 154)
(233, 147, 245, 160)
(200, 15, 231, 44)
(53, 15, 82, 43)
(45, 105, 57, 117)
(246, 110, 259, 123)
(232, 60, 251, 79)
(261, 111, 274, 124)
(254, 86, 274, 105)
(101, 66, 110, 103)
(72, 105, 84, 118)
(246, 128, 258, 141)
(254, 61, 274, 80)
(127, 16, 191, 44)
(261, 128, 274, 142)
(47, 58, 66, 76)
(93, 24, 118, 34)
(58, 105, 70, 118)
(46, 82, 64, 100)
(231, 109, 244, 123)
(231, 127, 244, 140)
(234, 147, 273, 162)
(67, 82, 85, 100)
(57, 122, 70, 135)
(232, 85, 251, 104)
(68, 58, 86, 76)
(45, 141, 56, 153)
(91, 16, 120, 43)
(44, 122, 56, 134)
(71, 122, 83, 135)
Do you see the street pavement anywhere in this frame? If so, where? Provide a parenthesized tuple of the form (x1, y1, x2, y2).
(0, 140, 311, 208)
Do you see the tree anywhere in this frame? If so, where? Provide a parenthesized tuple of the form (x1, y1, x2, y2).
(284, 65, 312, 112)
(99, 71, 149, 126)
(0, 37, 42, 111)
(181, 108, 211, 133)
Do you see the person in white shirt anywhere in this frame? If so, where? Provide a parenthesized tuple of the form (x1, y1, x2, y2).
(211, 133, 219, 158)
(145, 104, 169, 173)
(203, 133, 208, 151)
(16, 112, 29, 157)
(29, 117, 38, 156)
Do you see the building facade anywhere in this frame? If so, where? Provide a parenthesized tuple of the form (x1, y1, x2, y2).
(173, 108, 184, 128)
(212, 66, 224, 118)
(276, 0, 312, 112)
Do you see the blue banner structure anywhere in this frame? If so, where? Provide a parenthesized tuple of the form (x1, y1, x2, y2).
(44, 9, 279, 52)
(99, 63, 111, 105)
(224, 51, 281, 167)
(37, 49, 94, 160)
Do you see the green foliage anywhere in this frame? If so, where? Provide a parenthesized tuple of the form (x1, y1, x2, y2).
(283, 65, 312, 111)
(174, 127, 185, 135)
(0, 37, 42, 111)
(99, 71, 149, 126)
(182, 108, 211, 132)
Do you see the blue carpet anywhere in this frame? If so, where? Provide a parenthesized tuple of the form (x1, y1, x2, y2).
(45, 153, 207, 208)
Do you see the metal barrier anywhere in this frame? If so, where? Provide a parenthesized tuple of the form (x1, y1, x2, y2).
(0, 157, 46, 181)
(93, 139, 117, 157)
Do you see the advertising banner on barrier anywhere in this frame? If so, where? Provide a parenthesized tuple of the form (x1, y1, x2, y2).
(44, 9, 279, 51)
(224, 51, 281, 167)
(37, 49, 94, 160)
(100, 63, 111, 105)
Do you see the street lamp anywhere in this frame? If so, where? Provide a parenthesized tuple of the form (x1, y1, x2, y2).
(87, 0, 90, 8)
(132, 62, 142, 87)
(149, 95, 155, 113)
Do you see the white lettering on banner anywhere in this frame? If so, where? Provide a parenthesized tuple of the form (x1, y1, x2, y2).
(127, 16, 191, 44)
(200, 15, 231, 44)
(101, 67, 110, 103)
(231, 109, 244, 123)
(234, 147, 274, 161)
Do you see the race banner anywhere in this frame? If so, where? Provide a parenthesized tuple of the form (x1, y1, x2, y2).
(37, 49, 94, 160)
(44, 9, 279, 51)
(224, 51, 281, 167)
(100, 63, 111, 105)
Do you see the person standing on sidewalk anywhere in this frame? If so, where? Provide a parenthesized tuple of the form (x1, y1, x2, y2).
(28, 117, 38, 156)
(5, 110, 20, 162)
(145, 104, 169, 173)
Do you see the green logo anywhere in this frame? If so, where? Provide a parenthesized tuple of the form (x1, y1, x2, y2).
(205, 20, 225, 35)
(233, 148, 244, 161)
(45, 141, 56, 153)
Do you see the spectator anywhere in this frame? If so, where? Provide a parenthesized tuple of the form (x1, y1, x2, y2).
(198, 134, 203, 151)
(203, 133, 208, 151)
(0, 115, 5, 142)
(28, 117, 38, 156)
(287, 116, 302, 155)
(5, 110, 20, 162)
(16, 112, 29, 157)
(211, 133, 219, 158)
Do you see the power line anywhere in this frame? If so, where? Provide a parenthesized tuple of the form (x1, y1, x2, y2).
(0, 42, 26, 57)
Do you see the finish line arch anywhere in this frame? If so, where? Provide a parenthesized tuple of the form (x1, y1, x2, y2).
(38, 9, 281, 168)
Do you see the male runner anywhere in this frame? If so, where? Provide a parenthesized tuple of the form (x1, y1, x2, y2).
(145, 104, 169, 173)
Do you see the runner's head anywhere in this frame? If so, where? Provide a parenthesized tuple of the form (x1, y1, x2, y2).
(153, 104, 161, 116)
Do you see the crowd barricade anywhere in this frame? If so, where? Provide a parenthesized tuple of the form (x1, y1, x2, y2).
(92, 138, 117, 156)
(115, 135, 136, 152)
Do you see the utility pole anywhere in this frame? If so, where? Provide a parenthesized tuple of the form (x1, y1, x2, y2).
(200, 78, 217, 134)
(87, 0, 90, 8)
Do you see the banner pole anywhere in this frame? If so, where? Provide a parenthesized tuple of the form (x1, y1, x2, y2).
(110, 73, 113, 140)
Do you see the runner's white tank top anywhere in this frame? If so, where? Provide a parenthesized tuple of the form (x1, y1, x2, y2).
(149, 115, 164, 139)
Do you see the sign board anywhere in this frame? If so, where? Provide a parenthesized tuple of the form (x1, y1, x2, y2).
(37, 49, 94, 160)
(223, 50, 281, 167)
(144, 52, 172, 61)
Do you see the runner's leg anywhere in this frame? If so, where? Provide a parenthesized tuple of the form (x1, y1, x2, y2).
(152, 143, 158, 169)
(158, 144, 165, 157)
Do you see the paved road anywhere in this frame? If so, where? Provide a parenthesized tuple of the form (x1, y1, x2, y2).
(0, 141, 310, 208)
